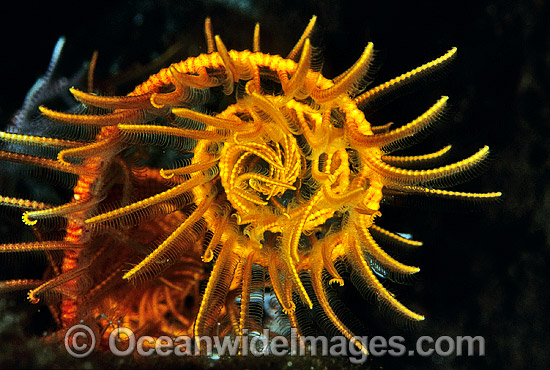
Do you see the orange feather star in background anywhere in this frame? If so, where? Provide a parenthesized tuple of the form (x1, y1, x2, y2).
(0, 16, 500, 355)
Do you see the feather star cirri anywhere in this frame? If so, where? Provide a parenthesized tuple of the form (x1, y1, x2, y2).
(0, 16, 500, 355)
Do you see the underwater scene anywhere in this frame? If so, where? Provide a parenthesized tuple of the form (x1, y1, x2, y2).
(0, 1, 546, 369)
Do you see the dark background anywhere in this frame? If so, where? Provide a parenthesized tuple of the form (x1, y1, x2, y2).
(0, 0, 547, 369)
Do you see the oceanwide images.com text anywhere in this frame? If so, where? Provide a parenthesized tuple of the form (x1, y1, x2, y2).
(65, 325, 485, 364)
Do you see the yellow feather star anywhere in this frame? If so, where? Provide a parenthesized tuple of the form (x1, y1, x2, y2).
(0, 16, 500, 356)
